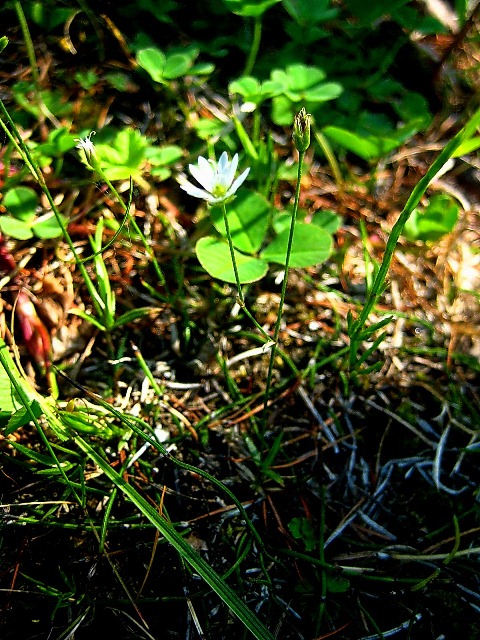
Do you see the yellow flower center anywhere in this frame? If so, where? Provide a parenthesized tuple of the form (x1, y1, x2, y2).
(212, 183, 228, 198)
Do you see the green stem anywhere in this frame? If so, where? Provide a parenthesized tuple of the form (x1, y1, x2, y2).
(232, 113, 259, 161)
(13, 0, 61, 128)
(14, 0, 40, 88)
(261, 150, 305, 433)
(100, 174, 170, 295)
(0, 101, 103, 316)
(314, 130, 344, 194)
(348, 106, 480, 368)
(221, 203, 271, 341)
(222, 203, 243, 300)
(243, 16, 262, 77)
(317, 484, 327, 634)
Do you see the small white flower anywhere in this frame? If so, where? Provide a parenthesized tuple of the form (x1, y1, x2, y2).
(75, 130, 96, 163)
(180, 151, 250, 205)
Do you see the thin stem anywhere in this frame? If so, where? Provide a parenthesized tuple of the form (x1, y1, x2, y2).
(0, 101, 102, 313)
(13, 0, 61, 128)
(261, 150, 305, 433)
(314, 130, 344, 195)
(221, 203, 272, 341)
(222, 203, 243, 301)
(14, 0, 40, 88)
(243, 16, 262, 77)
(100, 174, 170, 295)
(316, 484, 327, 634)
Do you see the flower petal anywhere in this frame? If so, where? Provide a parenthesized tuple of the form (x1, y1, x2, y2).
(180, 181, 213, 200)
(188, 164, 211, 192)
(227, 167, 250, 196)
(225, 153, 239, 188)
(217, 151, 229, 175)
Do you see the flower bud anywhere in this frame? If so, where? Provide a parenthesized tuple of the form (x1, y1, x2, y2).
(293, 108, 312, 153)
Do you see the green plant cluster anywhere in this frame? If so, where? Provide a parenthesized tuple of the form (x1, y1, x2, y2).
(1, 0, 479, 638)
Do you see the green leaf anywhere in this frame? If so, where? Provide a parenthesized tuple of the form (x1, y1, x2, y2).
(163, 53, 192, 79)
(74, 69, 98, 90)
(229, 76, 261, 96)
(272, 208, 307, 234)
(452, 136, 480, 157)
(149, 167, 171, 180)
(394, 93, 432, 130)
(95, 129, 148, 180)
(288, 517, 317, 551)
(271, 64, 325, 92)
(271, 94, 295, 126)
(145, 145, 183, 165)
(210, 190, 270, 253)
(282, 0, 339, 23)
(0, 36, 9, 54)
(137, 47, 167, 82)
(193, 118, 225, 140)
(403, 194, 460, 242)
(312, 210, 343, 233)
(261, 223, 332, 267)
(326, 574, 350, 593)
(271, 64, 342, 104)
(323, 117, 420, 161)
(229, 76, 283, 106)
(5, 400, 43, 435)
(104, 72, 133, 91)
(0, 216, 34, 240)
(222, 0, 281, 17)
(190, 62, 216, 75)
(28, 3, 76, 29)
(196, 236, 268, 283)
(0, 339, 35, 422)
(35, 127, 77, 157)
(72, 433, 276, 640)
(7, 439, 58, 465)
(113, 307, 155, 328)
(297, 82, 342, 103)
(343, 0, 408, 24)
(68, 308, 107, 332)
(3, 186, 39, 221)
(322, 126, 380, 161)
(32, 213, 66, 239)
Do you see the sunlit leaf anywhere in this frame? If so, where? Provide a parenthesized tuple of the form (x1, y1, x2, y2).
(196, 236, 268, 283)
(137, 47, 167, 82)
(223, 0, 281, 17)
(3, 186, 39, 221)
(210, 190, 270, 253)
(261, 223, 332, 267)
(0, 216, 34, 240)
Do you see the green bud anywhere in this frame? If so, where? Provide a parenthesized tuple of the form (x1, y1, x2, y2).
(293, 108, 312, 153)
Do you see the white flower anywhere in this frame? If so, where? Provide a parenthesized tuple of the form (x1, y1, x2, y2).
(180, 151, 250, 205)
(74, 130, 96, 163)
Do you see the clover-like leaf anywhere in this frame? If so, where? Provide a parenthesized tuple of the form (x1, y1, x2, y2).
(261, 223, 332, 267)
(404, 194, 459, 242)
(223, 0, 281, 17)
(137, 47, 167, 82)
(210, 190, 269, 254)
(229, 76, 283, 107)
(32, 213, 67, 239)
(312, 210, 343, 234)
(3, 186, 39, 222)
(94, 129, 149, 181)
(0, 216, 34, 240)
(196, 236, 268, 283)
(163, 52, 192, 79)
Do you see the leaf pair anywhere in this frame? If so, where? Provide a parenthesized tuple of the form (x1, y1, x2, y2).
(196, 190, 333, 283)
